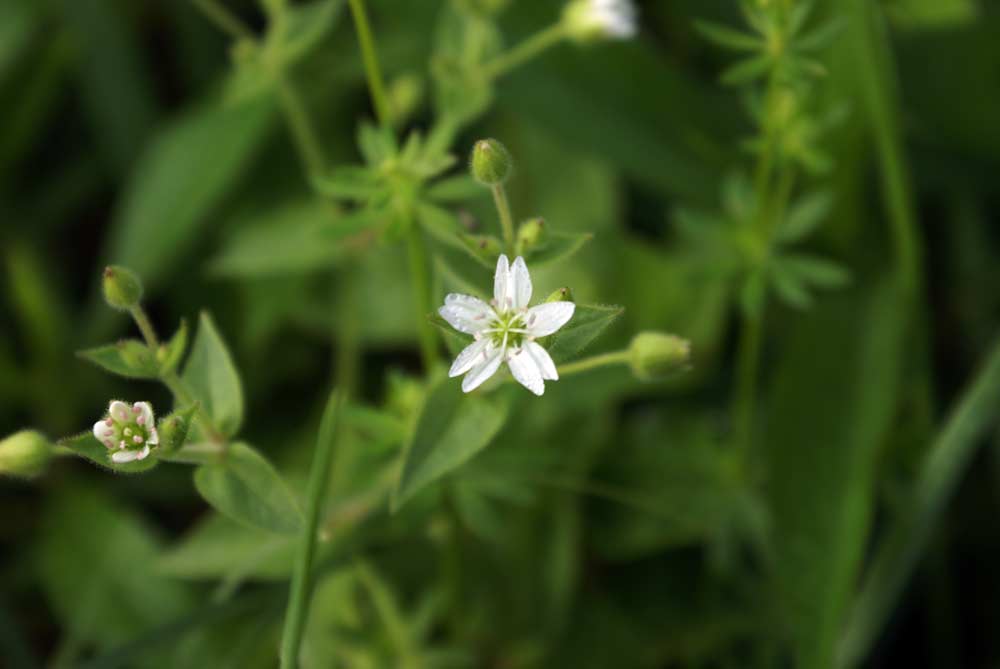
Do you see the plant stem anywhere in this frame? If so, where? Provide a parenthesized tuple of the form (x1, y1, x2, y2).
(732, 309, 763, 454)
(189, 0, 255, 41)
(491, 183, 516, 254)
(280, 391, 343, 669)
(347, 0, 391, 127)
(481, 22, 569, 81)
(276, 76, 327, 178)
(405, 216, 438, 371)
(837, 334, 1000, 668)
(558, 350, 630, 377)
(129, 305, 160, 348)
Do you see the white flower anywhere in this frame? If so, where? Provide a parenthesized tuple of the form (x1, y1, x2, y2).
(439, 255, 575, 396)
(564, 0, 638, 41)
(93, 400, 159, 464)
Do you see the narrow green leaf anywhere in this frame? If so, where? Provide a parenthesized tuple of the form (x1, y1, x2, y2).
(721, 55, 772, 86)
(429, 314, 471, 358)
(545, 304, 624, 363)
(778, 191, 834, 244)
(182, 312, 244, 437)
(783, 253, 851, 288)
(524, 232, 594, 267)
(392, 376, 508, 511)
(59, 431, 158, 474)
(310, 166, 381, 201)
(77, 339, 159, 379)
(194, 442, 303, 535)
(770, 262, 814, 310)
(158, 319, 188, 376)
(426, 174, 485, 203)
(695, 21, 764, 51)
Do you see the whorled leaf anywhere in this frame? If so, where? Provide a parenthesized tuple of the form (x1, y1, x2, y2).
(545, 303, 625, 363)
(182, 312, 244, 437)
(77, 339, 160, 379)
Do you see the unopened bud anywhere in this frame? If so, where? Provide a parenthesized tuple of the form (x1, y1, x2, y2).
(545, 287, 574, 303)
(562, 0, 638, 43)
(628, 332, 690, 381)
(387, 74, 423, 124)
(0, 430, 53, 478)
(102, 265, 143, 311)
(470, 138, 512, 186)
(158, 404, 198, 454)
(516, 218, 546, 252)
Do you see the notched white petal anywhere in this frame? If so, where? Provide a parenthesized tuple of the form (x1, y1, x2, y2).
(510, 256, 532, 309)
(147, 427, 159, 445)
(493, 254, 511, 309)
(526, 341, 559, 380)
(109, 400, 130, 422)
(461, 347, 503, 393)
(111, 449, 140, 464)
(525, 301, 576, 337)
(133, 401, 154, 426)
(508, 348, 545, 396)
(439, 293, 493, 334)
(450, 339, 491, 378)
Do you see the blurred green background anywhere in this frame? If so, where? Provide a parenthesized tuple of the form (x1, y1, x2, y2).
(2, 0, 1000, 667)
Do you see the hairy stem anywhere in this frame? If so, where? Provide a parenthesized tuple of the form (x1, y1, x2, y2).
(558, 350, 630, 377)
(280, 391, 344, 668)
(481, 22, 569, 81)
(347, 0, 391, 127)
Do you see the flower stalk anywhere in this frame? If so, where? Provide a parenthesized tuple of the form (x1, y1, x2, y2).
(348, 0, 391, 127)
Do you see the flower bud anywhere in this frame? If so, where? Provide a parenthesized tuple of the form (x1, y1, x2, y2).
(157, 404, 198, 454)
(0, 430, 53, 478)
(387, 73, 424, 124)
(516, 218, 546, 253)
(628, 332, 690, 381)
(470, 138, 512, 186)
(102, 265, 143, 311)
(545, 287, 574, 303)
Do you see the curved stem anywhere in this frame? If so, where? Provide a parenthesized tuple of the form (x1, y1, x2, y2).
(347, 0, 391, 127)
(189, 0, 255, 41)
(276, 75, 326, 178)
(406, 219, 439, 371)
(481, 22, 569, 81)
(280, 391, 344, 668)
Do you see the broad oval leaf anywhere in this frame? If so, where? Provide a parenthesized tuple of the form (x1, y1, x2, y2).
(193, 442, 303, 535)
(182, 312, 244, 437)
(77, 339, 159, 379)
(59, 431, 159, 474)
(545, 303, 624, 363)
(392, 375, 509, 512)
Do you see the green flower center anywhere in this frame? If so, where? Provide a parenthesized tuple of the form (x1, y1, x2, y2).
(111, 419, 152, 451)
(489, 310, 527, 349)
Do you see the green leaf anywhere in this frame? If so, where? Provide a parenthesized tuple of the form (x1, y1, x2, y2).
(695, 21, 764, 52)
(524, 232, 594, 267)
(58, 431, 159, 474)
(159, 318, 188, 375)
(311, 166, 381, 202)
(182, 312, 244, 437)
(208, 202, 371, 278)
(37, 486, 193, 651)
(770, 262, 814, 310)
(782, 254, 851, 288)
(721, 55, 772, 86)
(193, 442, 303, 535)
(77, 339, 159, 379)
(429, 314, 471, 358)
(106, 98, 274, 288)
(545, 304, 624, 363)
(158, 513, 295, 581)
(426, 175, 484, 203)
(778, 191, 833, 244)
(392, 375, 509, 511)
(357, 121, 397, 166)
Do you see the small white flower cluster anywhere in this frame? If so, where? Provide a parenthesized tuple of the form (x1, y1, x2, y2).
(440, 255, 575, 396)
(564, 0, 638, 41)
(93, 400, 159, 463)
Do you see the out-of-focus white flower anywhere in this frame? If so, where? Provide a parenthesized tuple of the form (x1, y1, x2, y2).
(563, 0, 638, 42)
(93, 401, 159, 464)
(439, 255, 575, 396)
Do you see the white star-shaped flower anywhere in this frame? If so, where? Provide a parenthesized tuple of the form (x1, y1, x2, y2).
(439, 255, 575, 396)
(564, 0, 638, 41)
(93, 400, 159, 463)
